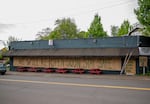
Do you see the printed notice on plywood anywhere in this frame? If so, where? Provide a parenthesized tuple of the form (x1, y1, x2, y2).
(139, 56, 148, 67)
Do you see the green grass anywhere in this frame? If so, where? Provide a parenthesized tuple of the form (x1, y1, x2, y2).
(139, 71, 150, 76)
(145, 72, 150, 76)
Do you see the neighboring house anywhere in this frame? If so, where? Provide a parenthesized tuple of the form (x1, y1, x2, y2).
(4, 36, 150, 75)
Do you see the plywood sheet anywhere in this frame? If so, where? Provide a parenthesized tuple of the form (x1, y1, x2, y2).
(125, 59, 136, 75)
(14, 57, 122, 70)
(139, 57, 148, 67)
(14, 57, 49, 68)
(48, 57, 121, 70)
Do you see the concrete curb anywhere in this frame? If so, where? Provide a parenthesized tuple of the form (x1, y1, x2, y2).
(6, 71, 150, 81)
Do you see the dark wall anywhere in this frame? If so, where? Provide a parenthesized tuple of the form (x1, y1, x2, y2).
(139, 36, 150, 47)
(10, 36, 139, 50)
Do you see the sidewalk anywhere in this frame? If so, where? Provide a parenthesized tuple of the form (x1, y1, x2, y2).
(6, 71, 150, 81)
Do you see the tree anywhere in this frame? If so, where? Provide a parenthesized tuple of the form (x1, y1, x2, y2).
(49, 30, 62, 39)
(111, 25, 119, 36)
(36, 27, 51, 40)
(117, 20, 131, 36)
(0, 36, 21, 62)
(0, 47, 8, 60)
(6, 36, 21, 47)
(49, 18, 79, 39)
(88, 14, 107, 38)
(134, 0, 150, 36)
(77, 31, 89, 38)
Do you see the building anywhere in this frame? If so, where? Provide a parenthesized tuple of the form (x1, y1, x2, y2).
(4, 36, 150, 75)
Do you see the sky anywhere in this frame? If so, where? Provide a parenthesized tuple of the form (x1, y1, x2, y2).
(0, 0, 138, 48)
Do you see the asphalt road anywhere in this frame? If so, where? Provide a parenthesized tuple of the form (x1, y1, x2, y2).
(0, 72, 150, 104)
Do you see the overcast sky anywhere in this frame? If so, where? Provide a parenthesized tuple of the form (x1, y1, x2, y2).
(0, 0, 138, 48)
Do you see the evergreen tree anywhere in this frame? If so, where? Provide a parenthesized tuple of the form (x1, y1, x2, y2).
(88, 14, 107, 38)
(117, 20, 131, 36)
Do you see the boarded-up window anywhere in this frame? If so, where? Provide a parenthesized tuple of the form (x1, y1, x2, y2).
(14, 56, 121, 70)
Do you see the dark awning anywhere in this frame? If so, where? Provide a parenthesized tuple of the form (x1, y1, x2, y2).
(4, 48, 140, 57)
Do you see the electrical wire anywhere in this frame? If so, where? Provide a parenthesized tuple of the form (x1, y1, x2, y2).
(6, 0, 137, 25)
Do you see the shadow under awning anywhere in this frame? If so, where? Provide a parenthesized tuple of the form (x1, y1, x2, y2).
(4, 48, 140, 57)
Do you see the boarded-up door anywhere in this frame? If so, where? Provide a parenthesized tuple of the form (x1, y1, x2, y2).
(125, 59, 136, 75)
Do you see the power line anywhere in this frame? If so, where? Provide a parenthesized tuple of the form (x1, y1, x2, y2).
(8, 0, 137, 25)
(89, 0, 136, 13)
(69, 0, 136, 18)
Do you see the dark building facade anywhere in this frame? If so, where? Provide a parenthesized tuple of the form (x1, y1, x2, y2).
(5, 36, 150, 75)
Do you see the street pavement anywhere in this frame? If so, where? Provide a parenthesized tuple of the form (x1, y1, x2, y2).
(0, 71, 150, 104)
